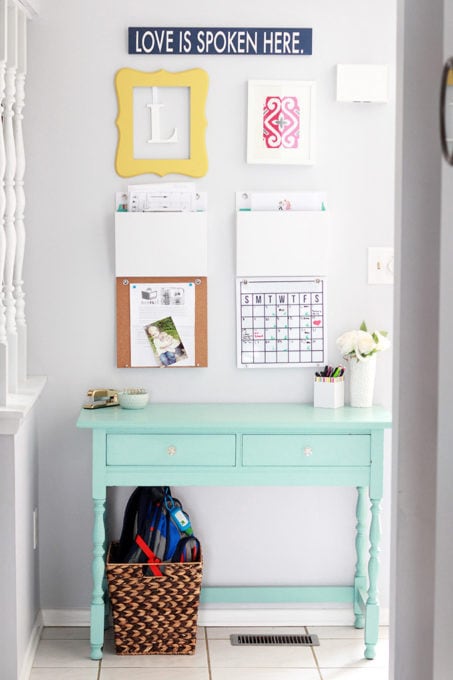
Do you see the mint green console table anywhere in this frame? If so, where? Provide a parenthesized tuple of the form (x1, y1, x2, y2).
(77, 403, 391, 661)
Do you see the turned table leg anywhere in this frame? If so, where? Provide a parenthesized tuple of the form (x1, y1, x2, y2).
(354, 486, 367, 629)
(90, 496, 106, 660)
(365, 497, 381, 660)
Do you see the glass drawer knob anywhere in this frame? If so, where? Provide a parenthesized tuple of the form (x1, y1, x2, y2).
(304, 446, 313, 456)
(167, 445, 177, 456)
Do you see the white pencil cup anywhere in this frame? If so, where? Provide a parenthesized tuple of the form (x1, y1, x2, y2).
(313, 377, 345, 409)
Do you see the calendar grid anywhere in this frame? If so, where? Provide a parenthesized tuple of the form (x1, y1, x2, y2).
(237, 277, 326, 368)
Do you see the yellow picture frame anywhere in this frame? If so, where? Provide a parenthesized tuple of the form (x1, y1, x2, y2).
(114, 68, 209, 178)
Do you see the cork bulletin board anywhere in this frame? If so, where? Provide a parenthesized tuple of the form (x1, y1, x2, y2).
(116, 276, 208, 368)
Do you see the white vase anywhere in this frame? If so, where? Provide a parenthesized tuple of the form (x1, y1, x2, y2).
(349, 355, 377, 407)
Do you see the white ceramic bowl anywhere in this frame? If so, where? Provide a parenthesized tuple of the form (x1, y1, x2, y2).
(118, 388, 149, 409)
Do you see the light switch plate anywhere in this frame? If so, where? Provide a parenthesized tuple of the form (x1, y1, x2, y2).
(368, 247, 394, 285)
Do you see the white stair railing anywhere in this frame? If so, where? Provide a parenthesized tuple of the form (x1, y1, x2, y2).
(0, 0, 8, 405)
(0, 1, 29, 406)
(14, 9, 26, 384)
(3, 3, 18, 395)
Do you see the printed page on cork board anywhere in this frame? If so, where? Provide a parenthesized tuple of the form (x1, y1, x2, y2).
(116, 277, 208, 368)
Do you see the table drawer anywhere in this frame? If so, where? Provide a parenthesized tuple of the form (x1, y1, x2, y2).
(242, 434, 370, 467)
(106, 434, 236, 466)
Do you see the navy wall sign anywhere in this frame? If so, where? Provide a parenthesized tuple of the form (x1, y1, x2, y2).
(129, 27, 312, 56)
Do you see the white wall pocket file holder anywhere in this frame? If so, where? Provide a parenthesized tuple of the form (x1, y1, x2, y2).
(236, 209, 328, 277)
(114, 205, 208, 368)
(235, 195, 329, 368)
(115, 209, 207, 278)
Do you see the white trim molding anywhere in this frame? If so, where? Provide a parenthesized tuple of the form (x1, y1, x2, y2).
(0, 375, 46, 434)
(19, 611, 43, 680)
(14, 1, 39, 20)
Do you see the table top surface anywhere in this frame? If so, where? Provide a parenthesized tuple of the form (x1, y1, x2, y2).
(77, 403, 391, 433)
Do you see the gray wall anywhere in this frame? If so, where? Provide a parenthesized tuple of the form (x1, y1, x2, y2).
(433, 1, 453, 675)
(25, 0, 396, 614)
(391, 0, 453, 678)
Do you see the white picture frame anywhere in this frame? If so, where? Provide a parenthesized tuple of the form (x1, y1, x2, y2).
(247, 79, 316, 165)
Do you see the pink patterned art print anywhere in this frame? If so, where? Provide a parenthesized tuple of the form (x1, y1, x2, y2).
(263, 96, 300, 149)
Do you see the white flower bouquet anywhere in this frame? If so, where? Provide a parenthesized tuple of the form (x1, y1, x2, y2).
(336, 321, 390, 362)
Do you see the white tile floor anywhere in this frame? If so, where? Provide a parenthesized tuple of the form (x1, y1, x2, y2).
(30, 626, 389, 679)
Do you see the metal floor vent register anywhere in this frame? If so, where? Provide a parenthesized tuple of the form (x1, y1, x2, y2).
(230, 633, 320, 647)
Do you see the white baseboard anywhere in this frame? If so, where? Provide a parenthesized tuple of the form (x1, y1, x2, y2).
(41, 609, 91, 627)
(20, 611, 43, 680)
(41, 607, 389, 628)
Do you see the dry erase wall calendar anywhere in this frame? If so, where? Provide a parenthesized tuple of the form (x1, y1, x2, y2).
(237, 277, 327, 368)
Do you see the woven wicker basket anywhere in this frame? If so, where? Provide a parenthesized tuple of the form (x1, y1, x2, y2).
(106, 542, 203, 655)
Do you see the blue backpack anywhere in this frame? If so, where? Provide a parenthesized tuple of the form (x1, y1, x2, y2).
(118, 487, 201, 574)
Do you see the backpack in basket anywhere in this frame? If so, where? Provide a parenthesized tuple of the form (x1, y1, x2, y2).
(118, 486, 200, 576)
